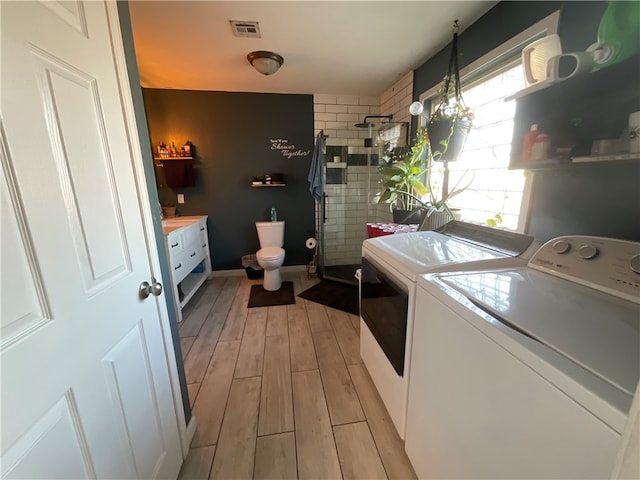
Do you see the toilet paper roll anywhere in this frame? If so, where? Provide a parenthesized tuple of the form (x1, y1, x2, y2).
(306, 237, 317, 249)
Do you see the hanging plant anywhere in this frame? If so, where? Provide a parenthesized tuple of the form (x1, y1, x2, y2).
(427, 20, 474, 163)
(374, 21, 476, 229)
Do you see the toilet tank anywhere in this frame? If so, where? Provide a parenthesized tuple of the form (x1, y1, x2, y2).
(256, 221, 285, 247)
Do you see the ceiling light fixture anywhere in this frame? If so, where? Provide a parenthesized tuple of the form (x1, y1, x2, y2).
(247, 50, 284, 76)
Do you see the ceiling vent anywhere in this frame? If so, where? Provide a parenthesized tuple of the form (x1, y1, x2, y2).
(230, 21, 261, 38)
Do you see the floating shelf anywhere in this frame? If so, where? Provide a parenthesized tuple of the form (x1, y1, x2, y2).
(504, 81, 553, 102)
(509, 154, 640, 170)
(251, 183, 286, 187)
(571, 153, 640, 163)
(327, 162, 347, 168)
(154, 156, 194, 161)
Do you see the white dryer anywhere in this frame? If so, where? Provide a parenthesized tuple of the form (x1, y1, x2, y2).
(406, 235, 640, 479)
(360, 221, 534, 439)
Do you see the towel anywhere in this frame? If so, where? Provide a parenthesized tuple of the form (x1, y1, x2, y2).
(162, 159, 195, 188)
(308, 131, 325, 202)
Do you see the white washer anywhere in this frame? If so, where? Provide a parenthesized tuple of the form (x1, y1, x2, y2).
(406, 235, 640, 479)
(360, 221, 534, 439)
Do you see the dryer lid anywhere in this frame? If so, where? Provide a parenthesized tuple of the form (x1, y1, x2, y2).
(363, 231, 508, 281)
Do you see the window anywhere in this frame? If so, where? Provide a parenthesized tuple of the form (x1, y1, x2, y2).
(418, 11, 560, 232)
(432, 60, 526, 230)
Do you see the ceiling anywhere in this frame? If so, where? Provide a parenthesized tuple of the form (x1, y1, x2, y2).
(128, 1, 497, 96)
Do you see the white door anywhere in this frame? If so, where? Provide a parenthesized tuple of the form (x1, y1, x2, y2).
(1, 1, 183, 478)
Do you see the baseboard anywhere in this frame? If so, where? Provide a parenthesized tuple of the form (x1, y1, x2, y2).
(281, 264, 307, 273)
(210, 265, 307, 277)
(210, 269, 246, 277)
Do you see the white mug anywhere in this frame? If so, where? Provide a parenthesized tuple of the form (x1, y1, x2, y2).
(547, 52, 595, 83)
(629, 111, 640, 154)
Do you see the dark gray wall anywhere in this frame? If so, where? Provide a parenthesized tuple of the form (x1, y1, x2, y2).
(143, 89, 315, 270)
(116, 2, 191, 424)
(413, 1, 640, 242)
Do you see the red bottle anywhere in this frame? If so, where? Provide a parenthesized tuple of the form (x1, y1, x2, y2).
(530, 131, 550, 161)
(521, 124, 538, 162)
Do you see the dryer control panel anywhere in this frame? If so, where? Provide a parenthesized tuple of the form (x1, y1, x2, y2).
(529, 235, 640, 304)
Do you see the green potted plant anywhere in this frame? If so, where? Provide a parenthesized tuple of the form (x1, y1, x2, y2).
(161, 201, 177, 218)
(427, 75, 473, 162)
(375, 21, 475, 230)
(426, 20, 473, 163)
(375, 125, 473, 230)
(375, 128, 429, 224)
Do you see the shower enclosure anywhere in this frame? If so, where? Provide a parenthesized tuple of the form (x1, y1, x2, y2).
(318, 117, 408, 285)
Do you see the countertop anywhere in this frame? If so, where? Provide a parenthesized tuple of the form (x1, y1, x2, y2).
(161, 215, 207, 235)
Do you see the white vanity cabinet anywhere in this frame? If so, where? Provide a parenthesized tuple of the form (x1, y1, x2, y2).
(162, 215, 212, 322)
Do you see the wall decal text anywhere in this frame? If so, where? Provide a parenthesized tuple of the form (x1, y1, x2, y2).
(270, 138, 310, 159)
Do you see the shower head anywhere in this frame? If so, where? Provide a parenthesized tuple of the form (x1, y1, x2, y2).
(353, 114, 393, 128)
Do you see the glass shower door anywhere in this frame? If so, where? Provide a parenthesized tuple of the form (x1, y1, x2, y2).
(318, 123, 409, 285)
(319, 144, 363, 285)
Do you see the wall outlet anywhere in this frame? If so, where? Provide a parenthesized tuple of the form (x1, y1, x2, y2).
(177, 193, 185, 204)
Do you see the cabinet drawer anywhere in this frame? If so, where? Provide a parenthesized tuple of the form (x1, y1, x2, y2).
(166, 229, 184, 256)
(171, 242, 205, 283)
(183, 223, 199, 248)
(171, 248, 202, 284)
(182, 241, 204, 274)
(183, 220, 206, 248)
(169, 251, 190, 284)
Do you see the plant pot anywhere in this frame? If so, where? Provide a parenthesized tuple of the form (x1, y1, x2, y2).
(392, 208, 426, 225)
(420, 210, 454, 231)
(427, 118, 472, 162)
(162, 206, 177, 218)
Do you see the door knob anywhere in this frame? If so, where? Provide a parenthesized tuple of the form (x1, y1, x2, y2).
(139, 279, 163, 299)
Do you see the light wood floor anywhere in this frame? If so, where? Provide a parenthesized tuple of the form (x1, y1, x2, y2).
(176, 271, 416, 480)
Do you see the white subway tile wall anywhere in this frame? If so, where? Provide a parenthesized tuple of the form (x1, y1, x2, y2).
(380, 71, 414, 126)
(313, 78, 413, 265)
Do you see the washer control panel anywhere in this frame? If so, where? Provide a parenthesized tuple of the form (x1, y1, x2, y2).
(529, 235, 640, 304)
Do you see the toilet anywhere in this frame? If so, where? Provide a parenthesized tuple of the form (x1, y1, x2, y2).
(255, 221, 285, 291)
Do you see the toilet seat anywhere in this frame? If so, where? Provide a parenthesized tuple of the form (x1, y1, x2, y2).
(257, 246, 284, 261)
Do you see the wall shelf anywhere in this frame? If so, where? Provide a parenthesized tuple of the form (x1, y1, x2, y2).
(509, 55, 640, 170)
(571, 153, 640, 164)
(154, 156, 194, 161)
(251, 183, 286, 187)
(511, 156, 640, 171)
